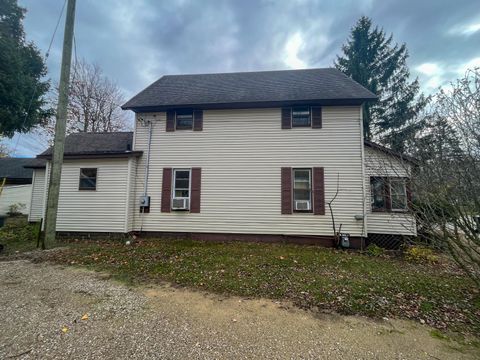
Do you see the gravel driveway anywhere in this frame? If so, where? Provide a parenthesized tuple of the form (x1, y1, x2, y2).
(0, 260, 477, 359)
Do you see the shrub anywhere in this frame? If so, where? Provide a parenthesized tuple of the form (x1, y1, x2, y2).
(366, 244, 385, 257)
(404, 245, 439, 263)
(7, 203, 26, 216)
(0, 220, 39, 254)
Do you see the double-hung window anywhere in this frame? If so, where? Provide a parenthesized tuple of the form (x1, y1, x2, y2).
(293, 169, 312, 211)
(292, 106, 311, 127)
(390, 178, 407, 211)
(172, 169, 191, 210)
(79, 168, 97, 190)
(176, 110, 193, 130)
(370, 177, 387, 211)
(370, 177, 408, 212)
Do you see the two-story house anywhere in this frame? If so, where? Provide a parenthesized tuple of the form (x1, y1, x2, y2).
(27, 68, 416, 248)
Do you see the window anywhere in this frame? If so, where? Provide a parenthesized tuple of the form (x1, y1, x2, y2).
(293, 168, 312, 211)
(390, 178, 407, 211)
(176, 110, 193, 130)
(292, 106, 311, 127)
(370, 177, 386, 211)
(79, 168, 97, 190)
(370, 177, 408, 212)
(173, 169, 190, 198)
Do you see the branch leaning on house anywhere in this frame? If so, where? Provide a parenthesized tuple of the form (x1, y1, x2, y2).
(328, 172, 341, 247)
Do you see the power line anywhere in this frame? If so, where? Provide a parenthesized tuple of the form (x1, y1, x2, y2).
(12, 0, 68, 156)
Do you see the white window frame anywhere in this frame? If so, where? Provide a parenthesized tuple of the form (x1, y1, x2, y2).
(172, 168, 191, 202)
(292, 168, 312, 211)
(390, 178, 407, 211)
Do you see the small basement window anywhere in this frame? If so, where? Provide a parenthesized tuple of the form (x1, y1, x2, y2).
(79, 168, 97, 190)
(292, 106, 311, 127)
(176, 110, 193, 130)
(293, 168, 312, 211)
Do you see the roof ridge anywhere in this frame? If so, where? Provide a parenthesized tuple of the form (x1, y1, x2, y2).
(161, 67, 337, 78)
(66, 131, 133, 136)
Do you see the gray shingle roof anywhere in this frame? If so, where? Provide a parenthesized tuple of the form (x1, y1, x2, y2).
(122, 68, 377, 111)
(23, 158, 47, 169)
(0, 158, 35, 180)
(38, 132, 138, 158)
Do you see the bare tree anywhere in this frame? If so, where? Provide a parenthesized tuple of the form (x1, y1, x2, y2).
(0, 140, 10, 157)
(42, 59, 132, 140)
(413, 68, 480, 286)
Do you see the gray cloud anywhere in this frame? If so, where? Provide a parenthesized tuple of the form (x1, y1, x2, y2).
(9, 0, 480, 156)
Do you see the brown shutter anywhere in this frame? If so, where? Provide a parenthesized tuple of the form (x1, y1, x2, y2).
(190, 168, 201, 213)
(166, 111, 175, 132)
(384, 177, 392, 211)
(313, 167, 325, 215)
(311, 106, 322, 128)
(281, 108, 291, 129)
(161, 168, 172, 212)
(193, 110, 203, 131)
(281, 167, 292, 214)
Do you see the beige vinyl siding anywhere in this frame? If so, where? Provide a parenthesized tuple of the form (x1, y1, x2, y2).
(0, 184, 32, 216)
(132, 107, 365, 236)
(364, 146, 417, 235)
(125, 157, 137, 232)
(28, 169, 45, 222)
(52, 158, 130, 232)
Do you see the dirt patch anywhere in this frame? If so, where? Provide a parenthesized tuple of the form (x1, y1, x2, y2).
(0, 260, 477, 359)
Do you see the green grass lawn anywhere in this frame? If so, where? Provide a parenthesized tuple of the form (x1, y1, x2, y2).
(38, 237, 480, 335)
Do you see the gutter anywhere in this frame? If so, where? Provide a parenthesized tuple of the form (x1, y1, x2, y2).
(36, 151, 143, 160)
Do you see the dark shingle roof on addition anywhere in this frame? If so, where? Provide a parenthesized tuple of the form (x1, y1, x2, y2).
(122, 68, 377, 111)
(0, 158, 34, 180)
(38, 132, 141, 159)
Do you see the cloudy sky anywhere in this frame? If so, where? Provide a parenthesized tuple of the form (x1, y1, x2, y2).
(8, 0, 480, 156)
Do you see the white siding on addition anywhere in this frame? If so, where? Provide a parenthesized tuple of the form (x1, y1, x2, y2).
(52, 158, 130, 233)
(132, 107, 366, 236)
(125, 157, 137, 232)
(0, 184, 31, 216)
(364, 146, 417, 235)
(28, 169, 45, 222)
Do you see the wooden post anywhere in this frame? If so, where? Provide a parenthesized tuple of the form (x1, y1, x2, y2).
(43, 0, 76, 249)
(36, 218, 43, 248)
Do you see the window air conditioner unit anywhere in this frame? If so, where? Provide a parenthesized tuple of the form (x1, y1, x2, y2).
(295, 200, 311, 211)
(172, 198, 189, 210)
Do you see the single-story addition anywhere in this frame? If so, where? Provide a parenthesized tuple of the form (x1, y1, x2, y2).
(29, 68, 417, 248)
(0, 157, 44, 216)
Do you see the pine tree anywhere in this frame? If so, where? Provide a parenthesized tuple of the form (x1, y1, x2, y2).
(335, 16, 428, 153)
(0, 0, 50, 137)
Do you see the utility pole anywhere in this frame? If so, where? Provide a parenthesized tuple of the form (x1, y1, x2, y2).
(43, 0, 76, 249)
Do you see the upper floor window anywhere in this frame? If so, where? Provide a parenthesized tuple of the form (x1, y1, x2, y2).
(292, 106, 311, 127)
(176, 110, 193, 130)
(293, 168, 312, 211)
(79, 168, 97, 190)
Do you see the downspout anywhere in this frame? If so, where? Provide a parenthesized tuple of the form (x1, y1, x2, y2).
(143, 119, 153, 197)
(359, 104, 367, 249)
(139, 116, 153, 234)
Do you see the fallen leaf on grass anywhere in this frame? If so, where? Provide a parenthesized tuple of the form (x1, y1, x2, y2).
(62, 326, 69, 333)
(81, 314, 89, 321)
